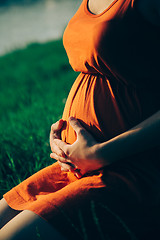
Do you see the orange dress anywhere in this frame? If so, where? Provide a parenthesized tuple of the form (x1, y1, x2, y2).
(4, 0, 160, 239)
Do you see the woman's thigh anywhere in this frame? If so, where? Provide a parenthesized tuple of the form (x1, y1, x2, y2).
(0, 198, 21, 229)
(0, 209, 66, 240)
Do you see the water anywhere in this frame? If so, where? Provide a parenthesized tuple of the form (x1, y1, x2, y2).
(0, 0, 81, 56)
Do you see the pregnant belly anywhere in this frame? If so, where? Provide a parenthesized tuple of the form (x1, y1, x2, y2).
(61, 73, 127, 144)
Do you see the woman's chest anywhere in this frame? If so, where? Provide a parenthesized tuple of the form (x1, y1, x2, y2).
(63, 1, 124, 74)
(88, 0, 117, 15)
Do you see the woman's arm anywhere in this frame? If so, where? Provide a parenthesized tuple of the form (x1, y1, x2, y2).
(96, 110, 160, 165)
(50, 111, 160, 175)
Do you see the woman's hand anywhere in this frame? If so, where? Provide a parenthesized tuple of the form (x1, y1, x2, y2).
(50, 111, 160, 177)
(50, 117, 105, 176)
(50, 119, 75, 172)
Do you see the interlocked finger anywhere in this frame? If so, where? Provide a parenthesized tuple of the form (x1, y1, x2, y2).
(58, 161, 75, 172)
(50, 152, 72, 164)
(53, 139, 69, 156)
(50, 143, 65, 158)
(51, 119, 63, 134)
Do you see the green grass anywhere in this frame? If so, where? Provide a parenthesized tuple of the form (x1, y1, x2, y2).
(0, 40, 78, 197)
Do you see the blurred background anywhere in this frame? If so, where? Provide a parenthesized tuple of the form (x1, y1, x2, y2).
(0, 0, 81, 197)
(0, 0, 81, 55)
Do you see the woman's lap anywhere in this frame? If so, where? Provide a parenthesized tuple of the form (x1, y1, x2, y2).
(3, 158, 160, 239)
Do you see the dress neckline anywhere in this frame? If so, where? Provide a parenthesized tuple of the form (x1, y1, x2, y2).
(84, 0, 119, 18)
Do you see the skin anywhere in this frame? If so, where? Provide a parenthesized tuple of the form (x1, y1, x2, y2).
(50, 112, 160, 176)
(0, 199, 66, 240)
(88, 0, 116, 14)
(50, 118, 99, 176)
(0, 0, 159, 239)
(0, 198, 21, 230)
(89, 0, 160, 25)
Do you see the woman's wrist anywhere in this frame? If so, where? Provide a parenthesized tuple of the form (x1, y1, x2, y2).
(94, 127, 143, 167)
(93, 141, 116, 168)
(93, 110, 160, 168)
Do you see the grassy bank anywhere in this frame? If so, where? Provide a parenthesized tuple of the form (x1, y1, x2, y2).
(0, 40, 78, 197)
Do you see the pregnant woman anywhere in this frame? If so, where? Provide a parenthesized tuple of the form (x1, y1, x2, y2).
(0, 0, 160, 239)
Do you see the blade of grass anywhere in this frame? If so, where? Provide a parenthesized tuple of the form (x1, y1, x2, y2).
(91, 201, 111, 240)
(99, 202, 138, 240)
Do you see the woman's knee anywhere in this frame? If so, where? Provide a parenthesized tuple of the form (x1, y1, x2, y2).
(0, 210, 66, 240)
(0, 198, 21, 229)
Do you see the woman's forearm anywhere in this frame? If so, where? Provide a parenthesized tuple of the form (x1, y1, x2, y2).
(51, 112, 160, 174)
(96, 110, 160, 165)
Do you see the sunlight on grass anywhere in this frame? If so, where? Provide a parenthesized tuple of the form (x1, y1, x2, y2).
(0, 40, 78, 197)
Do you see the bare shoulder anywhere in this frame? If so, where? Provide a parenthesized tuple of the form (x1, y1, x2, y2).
(136, 0, 160, 26)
